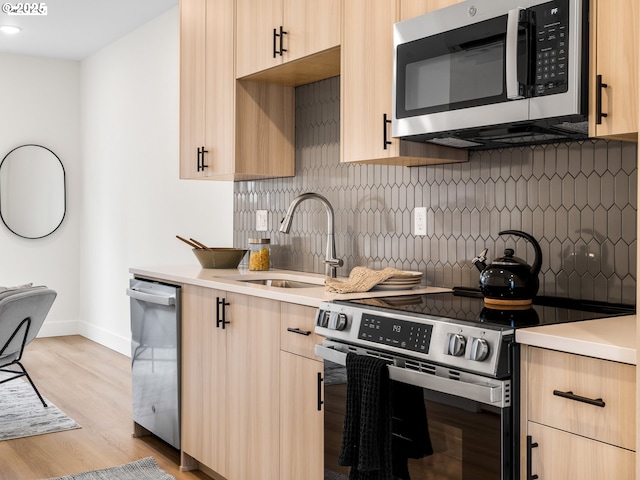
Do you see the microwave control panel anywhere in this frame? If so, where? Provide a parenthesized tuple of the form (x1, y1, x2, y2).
(532, 0, 570, 96)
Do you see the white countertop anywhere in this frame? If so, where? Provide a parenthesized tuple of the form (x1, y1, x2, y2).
(516, 315, 637, 365)
(129, 265, 451, 308)
(131, 265, 636, 364)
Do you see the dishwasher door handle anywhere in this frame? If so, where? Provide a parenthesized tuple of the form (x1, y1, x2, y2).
(126, 288, 176, 306)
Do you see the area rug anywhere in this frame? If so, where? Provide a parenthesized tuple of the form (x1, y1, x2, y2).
(46, 457, 175, 480)
(0, 377, 80, 441)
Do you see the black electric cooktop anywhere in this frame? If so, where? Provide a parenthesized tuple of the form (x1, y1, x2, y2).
(338, 288, 635, 329)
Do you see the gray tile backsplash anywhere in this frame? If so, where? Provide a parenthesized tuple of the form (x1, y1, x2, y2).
(234, 76, 638, 304)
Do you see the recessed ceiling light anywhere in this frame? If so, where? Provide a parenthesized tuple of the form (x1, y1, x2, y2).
(0, 26, 21, 35)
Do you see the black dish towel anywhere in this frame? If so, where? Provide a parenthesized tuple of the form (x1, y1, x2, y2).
(338, 353, 393, 480)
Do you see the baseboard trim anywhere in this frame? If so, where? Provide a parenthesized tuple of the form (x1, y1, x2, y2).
(37, 320, 131, 357)
(78, 322, 131, 357)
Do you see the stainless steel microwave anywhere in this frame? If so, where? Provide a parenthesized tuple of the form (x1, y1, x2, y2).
(392, 0, 589, 150)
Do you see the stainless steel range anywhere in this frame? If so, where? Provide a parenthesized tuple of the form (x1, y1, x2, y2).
(315, 290, 633, 480)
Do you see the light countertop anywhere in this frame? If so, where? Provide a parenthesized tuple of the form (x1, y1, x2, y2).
(516, 315, 637, 365)
(129, 265, 451, 308)
(131, 265, 636, 364)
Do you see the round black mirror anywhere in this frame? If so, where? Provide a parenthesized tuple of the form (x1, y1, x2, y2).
(0, 144, 66, 239)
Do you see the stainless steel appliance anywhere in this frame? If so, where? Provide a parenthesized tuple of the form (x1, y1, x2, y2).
(316, 291, 633, 479)
(392, 0, 589, 149)
(127, 278, 181, 449)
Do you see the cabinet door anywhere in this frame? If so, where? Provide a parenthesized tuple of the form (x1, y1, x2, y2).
(179, 0, 206, 179)
(341, 0, 399, 164)
(236, 0, 283, 79)
(226, 293, 281, 480)
(589, 0, 638, 140)
(527, 422, 635, 479)
(179, 0, 235, 179)
(400, 0, 462, 20)
(341, 0, 466, 166)
(283, 0, 340, 64)
(181, 285, 227, 476)
(280, 351, 324, 480)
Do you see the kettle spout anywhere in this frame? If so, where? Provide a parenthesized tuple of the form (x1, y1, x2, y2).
(472, 248, 489, 272)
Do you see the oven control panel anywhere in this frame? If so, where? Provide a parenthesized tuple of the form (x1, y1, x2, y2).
(315, 301, 512, 377)
(359, 313, 433, 355)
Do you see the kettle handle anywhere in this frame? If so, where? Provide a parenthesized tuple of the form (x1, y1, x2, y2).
(498, 230, 542, 276)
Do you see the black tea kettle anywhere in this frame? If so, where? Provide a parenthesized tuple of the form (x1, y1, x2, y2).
(472, 230, 542, 305)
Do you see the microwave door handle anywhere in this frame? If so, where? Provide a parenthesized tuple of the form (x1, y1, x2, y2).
(506, 7, 525, 100)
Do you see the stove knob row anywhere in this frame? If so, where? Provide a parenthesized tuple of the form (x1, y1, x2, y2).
(446, 334, 491, 361)
(316, 310, 348, 330)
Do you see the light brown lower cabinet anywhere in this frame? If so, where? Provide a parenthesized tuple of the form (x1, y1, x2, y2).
(181, 288, 324, 480)
(279, 302, 324, 480)
(526, 422, 635, 479)
(521, 346, 636, 479)
(181, 285, 280, 480)
(280, 351, 323, 480)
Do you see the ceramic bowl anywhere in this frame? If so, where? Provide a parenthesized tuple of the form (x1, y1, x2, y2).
(192, 248, 248, 269)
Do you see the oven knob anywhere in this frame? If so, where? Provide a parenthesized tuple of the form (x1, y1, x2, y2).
(317, 310, 330, 328)
(336, 313, 348, 331)
(447, 333, 466, 357)
(469, 337, 490, 361)
(328, 312, 348, 331)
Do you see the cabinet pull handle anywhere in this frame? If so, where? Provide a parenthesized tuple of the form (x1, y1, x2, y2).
(287, 327, 311, 336)
(526, 435, 539, 480)
(553, 389, 605, 407)
(273, 26, 287, 57)
(596, 74, 608, 125)
(279, 25, 287, 55)
(273, 28, 278, 58)
(383, 113, 392, 150)
(317, 372, 323, 411)
(216, 297, 230, 329)
(197, 146, 208, 172)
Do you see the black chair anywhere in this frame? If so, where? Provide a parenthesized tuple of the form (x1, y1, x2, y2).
(0, 286, 57, 407)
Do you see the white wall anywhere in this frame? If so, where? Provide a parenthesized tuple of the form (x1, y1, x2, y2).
(79, 6, 233, 355)
(0, 53, 81, 336)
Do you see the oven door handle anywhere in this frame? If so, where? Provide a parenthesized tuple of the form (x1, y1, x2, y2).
(506, 7, 526, 100)
(315, 344, 509, 408)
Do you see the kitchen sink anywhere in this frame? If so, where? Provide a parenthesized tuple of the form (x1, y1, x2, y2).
(219, 273, 325, 289)
(239, 279, 320, 288)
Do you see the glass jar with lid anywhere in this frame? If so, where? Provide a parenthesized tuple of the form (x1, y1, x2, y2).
(248, 238, 270, 271)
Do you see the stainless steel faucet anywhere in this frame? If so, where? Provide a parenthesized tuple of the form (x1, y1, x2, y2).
(279, 192, 344, 278)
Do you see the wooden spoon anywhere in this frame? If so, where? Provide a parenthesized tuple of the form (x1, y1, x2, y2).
(190, 238, 212, 250)
(176, 235, 200, 249)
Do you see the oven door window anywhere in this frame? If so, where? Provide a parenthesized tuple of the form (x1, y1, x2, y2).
(324, 361, 510, 480)
(396, 15, 528, 118)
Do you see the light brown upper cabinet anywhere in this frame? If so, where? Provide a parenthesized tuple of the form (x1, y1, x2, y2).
(340, 0, 468, 166)
(180, 0, 234, 179)
(588, 0, 638, 141)
(179, 0, 294, 181)
(235, 0, 341, 85)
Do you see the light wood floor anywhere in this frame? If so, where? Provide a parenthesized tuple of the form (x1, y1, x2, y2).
(0, 335, 210, 480)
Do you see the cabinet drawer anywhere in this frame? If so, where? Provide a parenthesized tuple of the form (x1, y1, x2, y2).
(281, 303, 322, 360)
(527, 422, 635, 479)
(527, 347, 635, 450)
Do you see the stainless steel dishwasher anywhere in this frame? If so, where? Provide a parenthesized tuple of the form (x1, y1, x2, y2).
(127, 278, 181, 449)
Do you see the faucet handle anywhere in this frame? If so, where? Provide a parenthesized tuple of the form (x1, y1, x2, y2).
(324, 258, 344, 268)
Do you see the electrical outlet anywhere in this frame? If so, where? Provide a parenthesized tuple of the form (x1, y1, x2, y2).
(414, 207, 427, 236)
(256, 210, 268, 231)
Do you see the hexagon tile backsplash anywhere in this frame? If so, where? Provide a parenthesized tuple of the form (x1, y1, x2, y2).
(234, 76, 638, 304)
